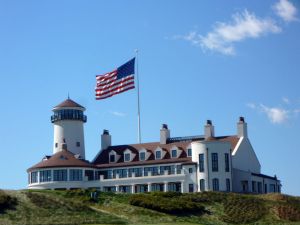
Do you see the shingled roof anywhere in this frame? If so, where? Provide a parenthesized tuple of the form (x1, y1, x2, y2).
(27, 149, 94, 172)
(53, 98, 85, 109)
(93, 135, 240, 167)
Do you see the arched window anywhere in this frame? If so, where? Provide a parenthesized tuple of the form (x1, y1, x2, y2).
(200, 179, 205, 191)
(212, 178, 219, 191)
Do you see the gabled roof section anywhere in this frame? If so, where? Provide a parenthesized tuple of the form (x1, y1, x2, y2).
(93, 141, 192, 165)
(93, 135, 240, 167)
(27, 150, 94, 171)
(53, 98, 85, 110)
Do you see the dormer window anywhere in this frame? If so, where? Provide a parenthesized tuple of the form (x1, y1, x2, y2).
(124, 153, 131, 162)
(155, 150, 161, 159)
(140, 152, 145, 161)
(109, 154, 115, 163)
(171, 149, 177, 158)
(187, 148, 192, 157)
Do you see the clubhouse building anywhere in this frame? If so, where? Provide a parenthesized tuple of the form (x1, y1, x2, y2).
(27, 98, 281, 193)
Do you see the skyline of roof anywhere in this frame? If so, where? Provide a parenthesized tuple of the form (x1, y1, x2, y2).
(53, 98, 85, 110)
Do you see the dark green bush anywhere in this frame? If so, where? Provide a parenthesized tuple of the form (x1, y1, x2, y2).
(129, 193, 205, 215)
(0, 190, 17, 212)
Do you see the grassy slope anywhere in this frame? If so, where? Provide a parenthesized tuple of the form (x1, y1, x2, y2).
(0, 189, 300, 225)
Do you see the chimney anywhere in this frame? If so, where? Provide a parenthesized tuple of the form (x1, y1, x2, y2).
(204, 120, 215, 139)
(237, 116, 248, 138)
(101, 129, 111, 150)
(160, 124, 170, 144)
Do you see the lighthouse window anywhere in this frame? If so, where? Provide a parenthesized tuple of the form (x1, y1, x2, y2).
(53, 169, 68, 181)
(31, 172, 38, 183)
(55, 143, 58, 148)
(40, 170, 52, 182)
(76, 142, 80, 147)
(70, 169, 83, 181)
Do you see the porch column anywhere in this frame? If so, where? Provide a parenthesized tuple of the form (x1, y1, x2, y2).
(147, 183, 151, 192)
(164, 182, 168, 192)
(115, 185, 119, 193)
(181, 181, 184, 193)
(132, 184, 135, 194)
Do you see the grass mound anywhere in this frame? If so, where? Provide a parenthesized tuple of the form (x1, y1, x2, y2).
(222, 195, 267, 224)
(0, 190, 17, 212)
(129, 192, 205, 215)
(25, 191, 88, 211)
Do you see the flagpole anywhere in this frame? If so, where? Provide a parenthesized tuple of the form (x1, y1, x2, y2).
(135, 49, 141, 144)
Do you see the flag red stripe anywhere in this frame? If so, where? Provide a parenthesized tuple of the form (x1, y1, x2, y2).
(96, 72, 117, 84)
(95, 81, 135, 96)
(95, 85, 135, 100)
(95, 75, 134, 89)
(96, 70, 117, 80)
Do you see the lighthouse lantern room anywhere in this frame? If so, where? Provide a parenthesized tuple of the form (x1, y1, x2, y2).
(51, 98, 87, 159)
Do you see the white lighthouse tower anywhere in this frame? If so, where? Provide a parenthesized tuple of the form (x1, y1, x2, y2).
(51, 98, 87, 159)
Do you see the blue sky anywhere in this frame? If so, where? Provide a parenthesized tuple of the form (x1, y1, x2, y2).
(0, 0, 299, 195)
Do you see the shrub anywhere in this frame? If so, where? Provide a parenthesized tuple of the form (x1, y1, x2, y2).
(275, 205, 300, 221)
(129, 193, 205, 215)
(182, 191, 228, 204)
(222, 196, 267, 224)
(0, 190, 17, 212)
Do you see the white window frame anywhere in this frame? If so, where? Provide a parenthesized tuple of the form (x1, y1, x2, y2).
(109, 151, 117, 163)
(155, 150, 162, 159)
(124, 152, 131, 162)
(171, 149, 177, 158)
(139, 151, 146, 161)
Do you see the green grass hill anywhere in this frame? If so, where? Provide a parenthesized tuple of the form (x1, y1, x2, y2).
(0, 189, 300, 225)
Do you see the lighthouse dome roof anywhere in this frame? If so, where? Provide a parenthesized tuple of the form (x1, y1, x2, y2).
(53, 98, 85, 110)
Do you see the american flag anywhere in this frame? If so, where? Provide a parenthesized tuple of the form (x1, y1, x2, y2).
(95, 58, 135, 100)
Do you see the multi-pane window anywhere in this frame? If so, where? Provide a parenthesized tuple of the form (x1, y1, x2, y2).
(124, 153, 131, 162)
(258, 182, 262, 193)
(200, 179, 205, 191)
(211, 153, 218, 172)
(70, 169, 82, 181)
(140, 152, 145, 161)
(171, 149, 177, 158)
(85, 170, 94, 181)
(155, 151, 161, 159)
(144, 166, 159, 176)
(189, 168, 193, 173)
(31, 171, 38, 183)
(109, 154, 115, 163)
(225, 153, 230, 172)
(187, 148, 192, 157)
(107, 170, 113, 179)
(252, 181, 257, 192)
(212, 178, 219, 191)
(39, 170, 51, 182)
(53, 169, 68, 181)
(189, 184, 194, 192)
(199, 154, 204, 172)
(128, 168, 143, 177)
(226, 178, 231, 192)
